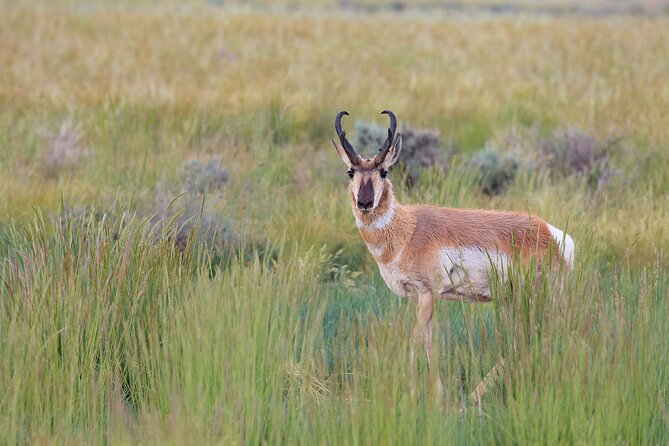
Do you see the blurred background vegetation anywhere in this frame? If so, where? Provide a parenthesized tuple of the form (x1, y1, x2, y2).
(1, 1, 668, 444)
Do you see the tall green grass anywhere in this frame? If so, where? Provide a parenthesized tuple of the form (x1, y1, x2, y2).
(1, 208, 667, 444)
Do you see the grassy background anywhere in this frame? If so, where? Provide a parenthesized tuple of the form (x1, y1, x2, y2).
(1, 1, 668, 444)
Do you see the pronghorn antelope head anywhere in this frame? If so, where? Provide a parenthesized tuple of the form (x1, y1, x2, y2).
(332, 110, 402, 213)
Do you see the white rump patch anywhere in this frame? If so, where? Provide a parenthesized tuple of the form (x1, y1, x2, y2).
(356, 201, 396, 231)
(546, 223, 575, 268)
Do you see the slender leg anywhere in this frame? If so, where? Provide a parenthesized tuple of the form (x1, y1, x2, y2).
(467, 359, 505, 414)
(460, 285, 512, 414)
(412, 290, 443, 398)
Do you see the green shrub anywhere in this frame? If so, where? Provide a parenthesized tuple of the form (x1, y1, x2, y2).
(537, 128, 622, 190)
(41, 117, 94, 177)
(178, 159, 229, 194)
(158, 160, 270, 268)
(468, 145, 520, 195)
(502, 127, 623, 191)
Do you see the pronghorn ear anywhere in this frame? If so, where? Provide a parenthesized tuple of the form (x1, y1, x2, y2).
(382, 134, 402, 168)
(332, 139, 353, 168)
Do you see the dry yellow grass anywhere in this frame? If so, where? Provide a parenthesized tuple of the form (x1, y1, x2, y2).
(2, 6, 668, 143)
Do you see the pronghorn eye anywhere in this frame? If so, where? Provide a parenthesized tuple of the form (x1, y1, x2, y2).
(347, 170, 354, 179)
(380, 170, 388, 179)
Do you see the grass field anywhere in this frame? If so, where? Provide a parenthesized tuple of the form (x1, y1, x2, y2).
(1, 1, 668, 444)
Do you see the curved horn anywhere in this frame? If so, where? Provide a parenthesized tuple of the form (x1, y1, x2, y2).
(335, 111, 361, 165)
(381, 110, 397, 135)
(335, 111, 348, 136)
(376, 110, 398, 164)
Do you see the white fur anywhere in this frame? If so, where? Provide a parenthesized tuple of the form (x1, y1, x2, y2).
(376, 234, 411, 297)
(546, 223, 575, 268)
(356, 200, 396, 231)
(376, 246, 512, 301)
(366, 242, 385, 258)
(377, 259, 407, 297)
(438, 247, 511, 299)
(372, 180, 385, 210)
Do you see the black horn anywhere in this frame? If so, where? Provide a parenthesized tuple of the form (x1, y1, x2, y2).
(335, 111, 361, 165)
(382, 110, 397, 136)
(376, 110, 398, 164)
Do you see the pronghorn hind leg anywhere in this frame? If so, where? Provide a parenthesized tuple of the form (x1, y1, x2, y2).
(457, 363, 466, 405)
(462, 359, 505, 415)
(460, 281, 513, 414)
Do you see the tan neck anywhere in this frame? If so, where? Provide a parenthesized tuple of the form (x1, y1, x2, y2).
(353, 184, 395, 228)
(353, 184, 415, 264)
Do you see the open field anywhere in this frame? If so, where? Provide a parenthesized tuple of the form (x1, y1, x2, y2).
(1, 2, 668, 444)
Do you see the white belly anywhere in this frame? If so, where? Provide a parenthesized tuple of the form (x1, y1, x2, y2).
(374, 247, 510, 301)
(437, 247, 510, 300)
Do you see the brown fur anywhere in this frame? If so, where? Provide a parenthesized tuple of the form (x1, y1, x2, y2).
(356, 183, 560, 283)
(405, 206, 557, 266)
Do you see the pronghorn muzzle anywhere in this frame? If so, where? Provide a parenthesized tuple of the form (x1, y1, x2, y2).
(357, 179, 375, 211)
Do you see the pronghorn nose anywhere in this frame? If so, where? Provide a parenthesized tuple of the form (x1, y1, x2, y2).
(357, 179, 375, 211)
(357, 199, 373, 210)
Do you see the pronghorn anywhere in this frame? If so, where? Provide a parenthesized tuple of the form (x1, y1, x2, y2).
(332, 110, 575, 408)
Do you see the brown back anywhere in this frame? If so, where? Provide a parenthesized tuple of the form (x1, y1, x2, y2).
(408, 206, 558, 265)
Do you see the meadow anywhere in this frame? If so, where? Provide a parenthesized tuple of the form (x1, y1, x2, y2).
(1, 1, 668, 444)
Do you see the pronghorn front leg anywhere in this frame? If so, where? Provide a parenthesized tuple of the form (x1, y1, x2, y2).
(411, 290, 443, 398)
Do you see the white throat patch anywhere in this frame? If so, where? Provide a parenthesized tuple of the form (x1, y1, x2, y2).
(356, 200, 396, 231)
